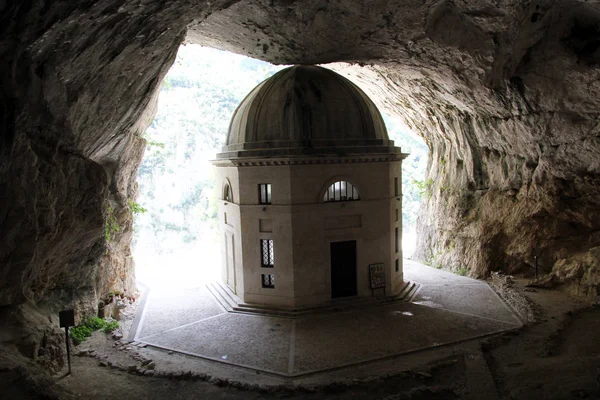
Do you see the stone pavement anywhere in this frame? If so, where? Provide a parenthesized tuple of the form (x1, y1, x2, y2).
(133, 261, 521, 377)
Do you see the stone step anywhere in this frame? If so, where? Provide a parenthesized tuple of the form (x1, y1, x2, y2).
(396, 281, 415, 301)
(233, 295, 380, 317)
(394, 281, 411, 299)
(404, 281, 421, 300)
(206, 282, 235, 312)
(216, 282, 243, 306)
(206, 280, 420, 318)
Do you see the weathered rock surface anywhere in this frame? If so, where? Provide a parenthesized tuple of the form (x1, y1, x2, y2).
(1, 0, 599, 372)
(0, 0, 221, 367)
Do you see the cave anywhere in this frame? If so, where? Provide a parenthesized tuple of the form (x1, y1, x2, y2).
(1, 0, 599, 398)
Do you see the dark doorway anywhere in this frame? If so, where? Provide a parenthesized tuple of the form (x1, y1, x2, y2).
(330, 240, 357, 298)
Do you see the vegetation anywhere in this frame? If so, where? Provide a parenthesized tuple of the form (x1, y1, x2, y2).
(456, 266, 469, 276)
(128, 200, 147, 215)
(70, 325, 93, 345)
(104, 205, 119, 242)
(411, 178, 434, 199)
(70, 317, 118, 344)
(84, 317, 106, 331)
(385, 117, 428, 231)
(102, 290, 134, 304)
(103, 320, 119, 333)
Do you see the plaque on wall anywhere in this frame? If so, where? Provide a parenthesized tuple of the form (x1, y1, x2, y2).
(369, 263, 386, 290)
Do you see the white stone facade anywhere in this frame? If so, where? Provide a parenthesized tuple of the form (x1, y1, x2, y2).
(214, 156, 405, 308)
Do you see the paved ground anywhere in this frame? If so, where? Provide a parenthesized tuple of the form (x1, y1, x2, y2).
(133, 260, 521, 377)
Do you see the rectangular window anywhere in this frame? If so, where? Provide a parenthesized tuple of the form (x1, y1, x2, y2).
(258, 183, 271, 204)
(395, 209, 398, 222)
(224, 212, 227, 225)
(394, 177, 399, 197)
(395, 258, 399, 272)
(395, 227, 399, 253)
(261, 239, 274, 268)
(261, 273, 275, 288)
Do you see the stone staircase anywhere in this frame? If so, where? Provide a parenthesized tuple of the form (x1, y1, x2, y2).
(206, 280, 420, 318)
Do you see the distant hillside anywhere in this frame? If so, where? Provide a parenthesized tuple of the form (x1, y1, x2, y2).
(134, 45, 428, 254)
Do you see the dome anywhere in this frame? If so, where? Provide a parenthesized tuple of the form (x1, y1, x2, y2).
(218, 65, 401, 158)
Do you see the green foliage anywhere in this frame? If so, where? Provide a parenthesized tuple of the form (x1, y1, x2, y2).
(456, 266, 469, 276)
(85, 317, 107, 331)
(147, 140, 165, 148)
(128, 200, 147, 214)
(440, 185, 450, 197)
(134, 47, 293, 253)
(70, 325, 93, 345)
(103, 320, 119, 333)
(387, 116, 429, 233)
(162, 76, 173, 91)
(412, 178, 434, 198)
(70, 317, 110, 344)
(144, 136, 165, 149)
(104, 205, 120, 242)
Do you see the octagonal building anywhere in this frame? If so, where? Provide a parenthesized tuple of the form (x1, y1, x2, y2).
(212, 65, 407, 310)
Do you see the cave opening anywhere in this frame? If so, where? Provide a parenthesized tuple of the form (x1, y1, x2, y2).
(132, 44, 428, 291)
(131, 45, 285, 290)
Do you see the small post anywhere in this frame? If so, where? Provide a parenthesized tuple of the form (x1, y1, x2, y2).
(65, 326, 71, 374)
(59, 310, 75, 375)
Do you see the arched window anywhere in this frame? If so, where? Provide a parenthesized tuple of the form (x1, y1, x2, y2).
(323, 181, 360, 202)
(223, 183, 233, 202)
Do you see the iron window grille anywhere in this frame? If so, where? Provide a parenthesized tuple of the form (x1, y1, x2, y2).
(258, 183, 271, 204)
(261, 239, 274, 268)
(262, 273, 275, 288)
(323, 181, 360, 202)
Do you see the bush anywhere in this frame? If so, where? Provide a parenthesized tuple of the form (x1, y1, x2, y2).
(85, 317, 106, 331)
(70, 317, 112, 344)
(70, 325, 93, 345)
(103, 321, 119, 333)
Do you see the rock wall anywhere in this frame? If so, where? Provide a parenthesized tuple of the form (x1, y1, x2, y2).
(332, 1, 600, 301)
(0, 0, 599, 371)
(0, 0, 224, 371)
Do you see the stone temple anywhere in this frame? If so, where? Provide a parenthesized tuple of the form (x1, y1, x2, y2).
(212, 65, 407, 309)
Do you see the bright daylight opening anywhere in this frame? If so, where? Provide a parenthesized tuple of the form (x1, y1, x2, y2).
(132, 45, 428, 290)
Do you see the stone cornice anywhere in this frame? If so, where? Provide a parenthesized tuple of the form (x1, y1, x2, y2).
(211, 153, 408, 167)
